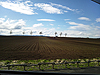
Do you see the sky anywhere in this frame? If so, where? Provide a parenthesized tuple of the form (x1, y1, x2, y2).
(0, 0, 100, 38)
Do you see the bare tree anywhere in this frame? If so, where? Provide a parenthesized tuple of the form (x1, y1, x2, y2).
(10, 30, 12, 35)
(60, 32, 62, 37)
(30, 31, 32, 36)
(65, 33, 67, 37)
(55, 32, 57, 37)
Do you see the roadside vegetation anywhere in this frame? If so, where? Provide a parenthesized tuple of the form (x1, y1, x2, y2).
(0, 57, 100, 71)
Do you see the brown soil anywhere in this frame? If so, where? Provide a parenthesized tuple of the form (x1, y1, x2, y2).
(0, 36, 100, 60)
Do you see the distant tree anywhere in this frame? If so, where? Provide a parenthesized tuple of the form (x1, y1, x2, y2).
(55, 32, 57, 37)
(39, 31, 42, 35)
(23, 31, 25, 35)
(60, 32, 62, 37)
(39, 31, 43, 36)
(10, 30, 12, 35)
(65, 33, 67, 37)
(30, 31, 32, 36)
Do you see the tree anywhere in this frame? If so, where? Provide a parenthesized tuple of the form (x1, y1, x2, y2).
(10, 30, 12, 35)
(23, 31, 25, 35)
(60, 32, 62, 37)
(39, 31, 42, 35)
(30, 31, 32, 36)
(65, 33, 67, 37)
(39, 31, 43, 36)
(55, 32, 57, 37)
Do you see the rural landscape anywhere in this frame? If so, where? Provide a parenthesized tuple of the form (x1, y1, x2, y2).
(0, 36, 100, 71)
(0, 36, 100, 60)
(0, 0, 100, 73)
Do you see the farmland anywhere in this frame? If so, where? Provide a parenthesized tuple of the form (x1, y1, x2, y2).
(0, 36, 100, 60)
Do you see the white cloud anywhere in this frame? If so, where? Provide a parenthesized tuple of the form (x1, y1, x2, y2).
(67, 22, 78, 25)
(64, 30, 85, 36)
(50, 3, 74, 11)
(33, 23, 44, 27)
(39, 28, 56, 36)
(0, 18, 5, 21)
(0, 17, 100, 38)
(34, 2, 79, 14)
(64, 11, 68, 13)
(0, 18, 5, 24)
(66, 22, 91, 31)
(78, 17, 90, 21)
(57, 27, 60, 29)
(4, 15, 7, 18)
(0, 17, 25, 30)
(96, 18, 100, 22)
(34, 3, 63, 14)
(50, 2, 80, 13)
(0, 0, 37, 15)
(0, 0, 80, 15)
(64, 19, 70, 21)
(37, 19, 55, 21)
(96, 26, 100, 28)
(0, 17, 27, 35)
(50, 24, 54, 26)
(65, 21, 100, 37)
(58, 25, 61, 26)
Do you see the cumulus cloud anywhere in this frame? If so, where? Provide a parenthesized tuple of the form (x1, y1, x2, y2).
(0, 17, 27, 35)
(96, 18, 100, 22)
(33, 23, 44, 27)
(65, 21, 100, 37)
(0, 18, 5, 24)
(34, 3, 63, 14)
(0, 0, 37, 15)
(0, 17, 55, 36)
(0, 17, 100, 38)
(78, 17, 90, 21)
(37, 19, 55, 21)
(0, 17, 25, 30)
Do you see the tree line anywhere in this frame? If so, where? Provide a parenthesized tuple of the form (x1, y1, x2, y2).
(10, 30, 67, 37)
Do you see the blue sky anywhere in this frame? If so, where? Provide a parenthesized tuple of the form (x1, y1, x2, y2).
(0, 0, 100, 38)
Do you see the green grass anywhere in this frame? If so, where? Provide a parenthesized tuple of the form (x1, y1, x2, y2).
(0, 57, 100, 71)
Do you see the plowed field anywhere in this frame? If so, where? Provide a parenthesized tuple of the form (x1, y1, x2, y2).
(0, 36, 100, 60)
